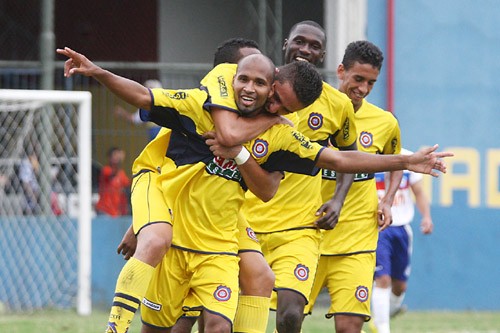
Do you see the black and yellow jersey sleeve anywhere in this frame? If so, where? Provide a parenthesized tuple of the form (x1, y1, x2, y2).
(200, 63, 239, 113)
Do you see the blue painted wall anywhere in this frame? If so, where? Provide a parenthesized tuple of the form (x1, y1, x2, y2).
(409, 208, 500, 310)
(365, 0, 500, 310)
(92, 216, 132, 309)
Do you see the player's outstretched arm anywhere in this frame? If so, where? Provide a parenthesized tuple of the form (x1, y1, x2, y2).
(56, 47, 151, 110)
(316, 144, 452, 176)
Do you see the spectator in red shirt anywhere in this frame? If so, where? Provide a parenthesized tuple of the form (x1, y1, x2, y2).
(95, 147, 131, 217)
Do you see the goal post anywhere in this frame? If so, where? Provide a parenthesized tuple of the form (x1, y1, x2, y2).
(0, 89, 92, 315)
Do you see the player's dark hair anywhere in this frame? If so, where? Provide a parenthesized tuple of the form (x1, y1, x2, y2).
(288, 20, 327, 44)
(342, 40, 384, 71)
(213, 38, 260, 67)
(275, 61, 323, 108)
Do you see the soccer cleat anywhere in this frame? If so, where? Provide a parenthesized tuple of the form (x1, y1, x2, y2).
(390, 304, 408, 318)
(105, 322, 117, 333)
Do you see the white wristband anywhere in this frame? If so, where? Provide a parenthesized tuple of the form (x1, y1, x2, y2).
(234, 147, 251, 165)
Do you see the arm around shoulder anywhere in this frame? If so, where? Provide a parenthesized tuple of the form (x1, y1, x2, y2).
(211, 108, 283, 146)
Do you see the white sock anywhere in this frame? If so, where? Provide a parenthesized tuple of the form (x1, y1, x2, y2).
(390, 292, 405, 316)
(372, 286, 391, 333)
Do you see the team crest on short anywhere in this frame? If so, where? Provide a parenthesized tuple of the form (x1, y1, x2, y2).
(246, 227, 259, 243)
(252, 139, 269, 158)
(355, 285, 369, 302)
(213, 285, 232, 302)
(294, 264, 310, 281)
(359, 131, 373, 148)
(308, 112, 323, 130)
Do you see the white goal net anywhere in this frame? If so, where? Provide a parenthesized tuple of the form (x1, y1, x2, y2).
(0, 89, 92, 315)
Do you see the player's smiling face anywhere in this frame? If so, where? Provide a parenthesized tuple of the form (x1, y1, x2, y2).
(337, 61, 379, 111)
(283, 24, 325, 66)
(232, 55, 274, 116)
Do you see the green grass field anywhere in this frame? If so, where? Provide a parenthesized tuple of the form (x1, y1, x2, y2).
(1, 308, 499, 333)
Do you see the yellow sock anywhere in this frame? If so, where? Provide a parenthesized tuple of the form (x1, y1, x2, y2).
(234, 295, 270, 333)
(106, 257, 154, 333)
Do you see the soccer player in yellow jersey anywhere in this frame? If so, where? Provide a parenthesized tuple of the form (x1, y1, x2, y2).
(56, 47, 322, 332)
(56, 45, 297, 333)
(171, 39, 279, 333)
(58, 46, 450, 333)
(120, 41, 287, 333)
(304, 40, 403, 333)
(238, 20, 358, 333)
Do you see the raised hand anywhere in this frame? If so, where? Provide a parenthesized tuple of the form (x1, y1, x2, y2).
(56, 47, 151, 109)
(408, 144, 453, 177)
(56, 47, 100, 78)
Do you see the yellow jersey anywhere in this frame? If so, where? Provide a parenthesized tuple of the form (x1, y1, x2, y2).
(320, 100, 401, 255)
(242, 82, 357, 233)
(143, 84, 324, 254)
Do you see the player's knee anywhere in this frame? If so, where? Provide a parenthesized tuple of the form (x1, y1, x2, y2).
(141, 224, 172, 249)
(145, 234, 170, 261)
(375, 275, 391, 288)
(334, 314, 364, 333)
(239, 265, 275, 296)
(276, 307, 303, 331)
(203, 317, 231, 333)
(392, 281, 407, 295)
(259, 265, 275, 289)
(135, 227, 172, 265)
(171, 316, 197, 333)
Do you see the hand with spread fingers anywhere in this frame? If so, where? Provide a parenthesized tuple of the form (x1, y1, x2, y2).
(408, 144, 453, 177)
(56, 47, 100, 78)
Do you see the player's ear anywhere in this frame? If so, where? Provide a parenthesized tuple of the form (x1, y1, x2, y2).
(268, 84, 274, 99)
(319, 50, 326, 64)
(282, 39, 288, 51)
(336, 64, 345, 80)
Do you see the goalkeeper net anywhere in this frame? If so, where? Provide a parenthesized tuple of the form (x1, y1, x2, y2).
(0, 89, 92, 315)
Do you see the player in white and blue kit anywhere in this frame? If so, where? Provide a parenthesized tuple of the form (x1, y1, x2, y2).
(371, 148, 434, 333)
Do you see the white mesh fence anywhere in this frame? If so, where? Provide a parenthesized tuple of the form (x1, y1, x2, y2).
(0, 89, 92, 315)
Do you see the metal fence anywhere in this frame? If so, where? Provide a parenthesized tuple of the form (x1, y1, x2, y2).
(0, 61, 212, 178)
